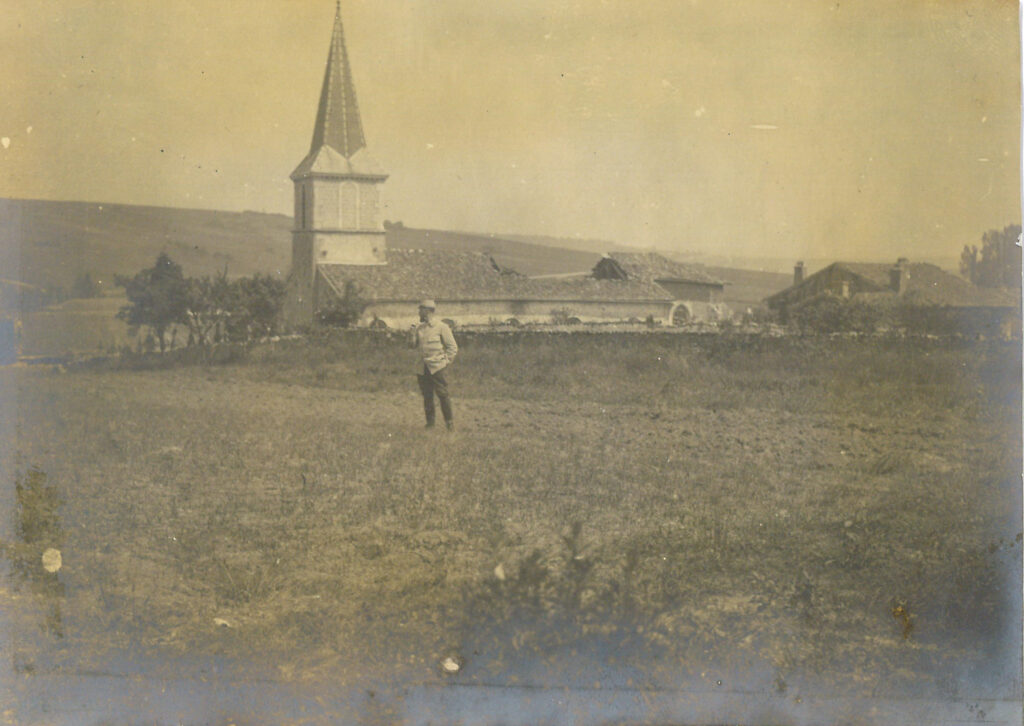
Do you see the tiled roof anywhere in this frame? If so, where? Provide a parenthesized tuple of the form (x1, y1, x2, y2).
(844, 262, 1017, 307)
(768, 261, 1018, 308)
(318, 249, 673, 302)
(603, 252, 725, 286)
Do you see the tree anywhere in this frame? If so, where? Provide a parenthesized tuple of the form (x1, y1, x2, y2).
(116, 253, 188, 352)
(960, 224, 1022, 288)
(225, 274, 286, 340)
(316, 280, 367, 327)
(959, 245, 979, 286)
(183, 270, 233, 345)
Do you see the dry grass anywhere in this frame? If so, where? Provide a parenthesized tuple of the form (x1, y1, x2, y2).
(2, 333, 1021, 698)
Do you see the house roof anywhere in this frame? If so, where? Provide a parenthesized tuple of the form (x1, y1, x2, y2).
(768, 261, 1019, 308)
(318, 249, 673, 303)
(600, 252, 725, 286)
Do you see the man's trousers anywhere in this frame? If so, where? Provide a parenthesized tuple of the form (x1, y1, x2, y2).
(417, 365, 453, 426)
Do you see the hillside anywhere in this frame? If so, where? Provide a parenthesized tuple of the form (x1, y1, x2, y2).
(0, 198, 294, 291)
(497, 232, 625, 256)
(0, 198, 792, 313)
(703, 266, 792, 309)
(0, 199, 603, 292)
(383, 224, 601, 277)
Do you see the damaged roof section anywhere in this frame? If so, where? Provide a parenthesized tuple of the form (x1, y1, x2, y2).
(594, 252, 725, 287)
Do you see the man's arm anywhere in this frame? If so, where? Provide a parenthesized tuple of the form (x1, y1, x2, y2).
(441, 324, 458, 363)
(408, 324, 419, 349)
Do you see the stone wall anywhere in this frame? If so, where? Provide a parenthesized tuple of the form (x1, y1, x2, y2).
(358, 299, 675, 329)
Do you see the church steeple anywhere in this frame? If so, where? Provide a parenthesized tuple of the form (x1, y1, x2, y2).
(310, 0, 366, 158)
(285, 0, 388, 326)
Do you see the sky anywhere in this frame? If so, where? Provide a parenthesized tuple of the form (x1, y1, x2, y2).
(1, 0, 1020, 262)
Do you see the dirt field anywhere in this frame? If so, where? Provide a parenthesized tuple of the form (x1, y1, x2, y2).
(2, 333, 1021, 710)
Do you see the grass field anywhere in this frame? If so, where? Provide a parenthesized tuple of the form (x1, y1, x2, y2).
(2, 332, 1021, 706)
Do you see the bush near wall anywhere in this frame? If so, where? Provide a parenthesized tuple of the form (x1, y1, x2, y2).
(787, 296, 884, 334)
(893, 304, 1018, 339)
(784, 294, 1017, 338)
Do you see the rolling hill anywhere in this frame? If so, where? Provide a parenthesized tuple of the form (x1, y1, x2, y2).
(700, 266, 792, 309)
(0, 198, 792, 311)
(0, 198, 294, 291)
(0, 198, 604, 293)
(382, 223, 601, 277)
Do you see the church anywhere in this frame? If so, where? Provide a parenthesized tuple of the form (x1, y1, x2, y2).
(283, 3, 730, 329)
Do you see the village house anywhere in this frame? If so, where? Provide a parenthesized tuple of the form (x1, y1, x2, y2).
(766, 258, 1020, 336)
(283, 4, 728, 330)
(591, 252, 730, 325)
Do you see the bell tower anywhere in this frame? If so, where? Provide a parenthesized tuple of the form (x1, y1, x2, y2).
(286, 1, 388, 323)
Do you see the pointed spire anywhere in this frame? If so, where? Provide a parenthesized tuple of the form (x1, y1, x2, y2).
(309, 1, 366, 158)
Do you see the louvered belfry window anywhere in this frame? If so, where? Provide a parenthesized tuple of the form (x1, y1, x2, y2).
(359, 185, 378, 230)
(341, 182, 358, 229)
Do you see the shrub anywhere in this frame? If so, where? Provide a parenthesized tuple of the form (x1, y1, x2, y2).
(184, 271, 233, 345)
(789, 295, 882, 334)
(742, 305, 777, 326)
(227, 274, 286, 340)
(550, 307, 575, 325)
(316, 280, 367, 328)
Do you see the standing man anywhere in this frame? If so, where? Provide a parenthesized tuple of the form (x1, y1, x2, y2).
(409, 300, 458, 430)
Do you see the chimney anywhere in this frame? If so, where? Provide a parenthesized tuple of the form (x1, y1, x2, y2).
(890, 258, 909, 294)
(794, 261, 805, 286)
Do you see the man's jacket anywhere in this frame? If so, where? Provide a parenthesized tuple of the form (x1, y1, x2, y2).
(411, 320, 458, 373)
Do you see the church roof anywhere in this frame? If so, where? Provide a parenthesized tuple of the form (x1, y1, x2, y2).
(309, 2, 366, 159)
(318, 250, 673, 303)
(291, 145, 386, 180)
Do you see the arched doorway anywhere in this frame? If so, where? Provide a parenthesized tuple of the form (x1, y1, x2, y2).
(669, 302, 692, 326)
